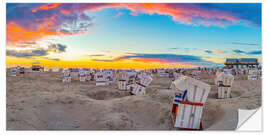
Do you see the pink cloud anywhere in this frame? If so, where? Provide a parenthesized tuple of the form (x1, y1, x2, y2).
(7, 3, 248, 47)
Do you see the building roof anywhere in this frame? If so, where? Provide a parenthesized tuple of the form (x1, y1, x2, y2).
(239, 58, 258, 62)
(226, 59, 239, 62)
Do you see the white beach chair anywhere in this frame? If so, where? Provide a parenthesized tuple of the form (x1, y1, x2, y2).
(248, 69, 258, 80)
(62, 70, 71, 83)
(79, 69, 87, 82)
(157, 69, 167, 77)
(95, 72, 109, 86)
(9, 68, 17, 77)
(131, 74, 153, 95)
(215, 72, 234, 99)
(117, 72, 129, 90)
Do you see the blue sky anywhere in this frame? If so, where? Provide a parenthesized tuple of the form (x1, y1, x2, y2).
(6, 3, 262, 68)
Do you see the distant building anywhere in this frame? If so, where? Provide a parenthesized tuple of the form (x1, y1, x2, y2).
(225, 58, 259, 69)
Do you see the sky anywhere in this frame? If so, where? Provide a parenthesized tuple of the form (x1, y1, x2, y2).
(6, 3, 262, 69)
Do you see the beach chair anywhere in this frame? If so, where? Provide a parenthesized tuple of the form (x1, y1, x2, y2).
(215, 72, 234, 99)
(171, 77, 209, 130)
(126, 74, 136, 90)
(62, 70, 71, 83)
(19, 67, 25, 75)
(9, 68, 17, 77)
(79, 69, 86, 82)
(118, 72, 129, 90)
(104, 70, 115, 84)
(28, 68, 32, 73)
(248, 69, 258, 80)
(95, 72, 109, 86)
(169, 72, 175, 79)
(157, 69, 166, 77)
(63, 70, 70, 77)
(131, 74, 153, 95)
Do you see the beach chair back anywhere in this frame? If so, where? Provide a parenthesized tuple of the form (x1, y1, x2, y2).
(131, 74, 153, 95)
(216, 72, 234, 86)
(186, 77, 211, 104)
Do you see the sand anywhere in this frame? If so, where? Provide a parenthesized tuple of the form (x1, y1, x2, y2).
(6, 71, 261, 130)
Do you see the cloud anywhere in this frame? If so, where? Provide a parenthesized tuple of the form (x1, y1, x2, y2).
(89, 53, 216, 66)
(233, 49, 261, 55)
(91, 59, 114, 62)
(32, 61, 40, 64)
(168, 48, 180, 50)
(7, 3, 96, 47)
(114, 53, 216, 65)
(231, 42, 260, 46)
(48, 43, 67, 53)
(205, 50, 213, 54)
(7, 48, 48, 58)
(114, 12, 124, 18)
(247, 50, 262, 55)
(233, 49, 246, 54)
(101, 50, 112, 53)
(7, 3, 261, 47)
(213, 49, 222, 53)
(88, 54, 105, 57)
(7, 43, 68, 58)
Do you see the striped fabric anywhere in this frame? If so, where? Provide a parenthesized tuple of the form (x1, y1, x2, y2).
(174, 101, 203, 129)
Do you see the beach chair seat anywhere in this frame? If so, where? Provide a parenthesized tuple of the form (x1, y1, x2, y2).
(171, 101, 203, 130)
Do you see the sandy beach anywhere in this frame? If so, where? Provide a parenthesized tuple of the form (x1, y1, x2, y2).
(6, 71, 261, 130)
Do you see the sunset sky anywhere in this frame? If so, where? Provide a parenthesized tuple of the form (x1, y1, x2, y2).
(6, 3, 262, 69)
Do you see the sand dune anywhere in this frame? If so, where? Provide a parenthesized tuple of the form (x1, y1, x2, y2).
(6, 71, 261, 130)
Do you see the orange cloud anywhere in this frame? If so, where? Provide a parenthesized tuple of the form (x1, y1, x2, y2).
(32, 3, 62, 13)
(213, 49, 222, 53)
(60, 9, 71, 15)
